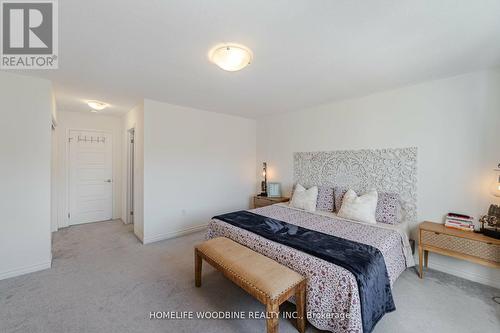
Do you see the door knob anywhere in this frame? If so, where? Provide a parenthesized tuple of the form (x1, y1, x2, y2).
(105, 179, 112, 183)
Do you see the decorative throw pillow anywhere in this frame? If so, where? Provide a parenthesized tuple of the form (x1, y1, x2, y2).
(337, 189, 378, 224)
(290, 184, 318, 212)
(292, 184, 333, 211)
(375, 192, 401, 225)
(333, 187, 348, 213)
(334, 187, 401, 224)
(316, 186, 335, 212)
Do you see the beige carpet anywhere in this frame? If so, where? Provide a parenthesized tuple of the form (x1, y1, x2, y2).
(0, 220, 499, 333)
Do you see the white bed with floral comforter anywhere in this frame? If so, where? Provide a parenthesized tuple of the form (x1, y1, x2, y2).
(206, 203, 414, 333)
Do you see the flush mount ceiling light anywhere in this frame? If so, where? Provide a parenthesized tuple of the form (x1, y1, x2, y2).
(208, 43, 253, 72)
(87, 100, 108, 112)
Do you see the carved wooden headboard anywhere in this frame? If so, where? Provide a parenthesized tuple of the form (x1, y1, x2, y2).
(293, 147, 418, 224)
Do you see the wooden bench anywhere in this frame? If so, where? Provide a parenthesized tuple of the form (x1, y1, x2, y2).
(195, 237, 306, 333)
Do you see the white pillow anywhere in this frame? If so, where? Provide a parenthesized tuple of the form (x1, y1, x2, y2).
(290, 184, 318, 212)
(337, 189, 378, 224)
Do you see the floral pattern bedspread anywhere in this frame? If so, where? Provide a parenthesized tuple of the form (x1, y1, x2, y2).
(206, 204, 412, 333)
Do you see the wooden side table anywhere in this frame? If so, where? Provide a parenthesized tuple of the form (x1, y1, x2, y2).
(418, 221, 500, 278)
(253, 196, 289, 209)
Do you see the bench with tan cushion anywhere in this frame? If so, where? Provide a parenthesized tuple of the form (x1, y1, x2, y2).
(195, 237, 306, 333)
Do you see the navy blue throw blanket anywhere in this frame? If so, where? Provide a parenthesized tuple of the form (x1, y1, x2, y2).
(213, 210, 395, 333)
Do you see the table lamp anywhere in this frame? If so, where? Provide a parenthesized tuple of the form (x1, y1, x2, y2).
(480, 166, 500, 239)
(259, 162, 267, 197)
(487, 165, 500, 305)
(490, 167, 500, 197)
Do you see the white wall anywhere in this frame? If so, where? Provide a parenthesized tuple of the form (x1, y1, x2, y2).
(256, 69, 500, 288)
(0, 72, 53, 280)
(54, 111, 123, 230)
(122, 103, 144, 241)
(142, 99, 256, 244)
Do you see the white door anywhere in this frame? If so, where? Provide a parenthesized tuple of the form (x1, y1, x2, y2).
(68, 130, 113, 225)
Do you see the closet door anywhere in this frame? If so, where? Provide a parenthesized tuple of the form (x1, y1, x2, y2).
(68, 130, 113, 225)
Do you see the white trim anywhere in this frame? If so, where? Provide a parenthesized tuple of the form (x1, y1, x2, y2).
(427, 260, 500, 290)
(125, 128, 135, 224)
(134, 229, 144, 244)
(143, 224, 208, 245)
(412, 253, 500, 289)
(0, 260, 52, 281)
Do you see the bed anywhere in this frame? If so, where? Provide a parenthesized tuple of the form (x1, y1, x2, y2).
(206, 147, 417, 333)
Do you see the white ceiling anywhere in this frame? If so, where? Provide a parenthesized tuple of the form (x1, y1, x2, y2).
(13, 0, 500, 118)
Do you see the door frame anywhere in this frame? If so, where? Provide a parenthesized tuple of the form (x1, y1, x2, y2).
(62, 128, 114, 228)
(125, 128, 135, 224)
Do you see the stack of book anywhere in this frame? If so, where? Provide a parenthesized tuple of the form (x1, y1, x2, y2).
(445, 213, 475, 231)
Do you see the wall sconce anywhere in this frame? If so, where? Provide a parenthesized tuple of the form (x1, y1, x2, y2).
(259, 162, 267, 197)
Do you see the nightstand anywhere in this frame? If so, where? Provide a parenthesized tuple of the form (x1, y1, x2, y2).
(253, 196, 289, 209)
(418, 221, 500, 278)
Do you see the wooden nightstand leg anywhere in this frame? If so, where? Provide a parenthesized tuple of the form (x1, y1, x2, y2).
(424, 250, 429, 268)
(418, 245, 423, 278)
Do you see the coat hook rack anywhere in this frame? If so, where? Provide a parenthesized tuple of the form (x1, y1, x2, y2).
(74, 134, 106, 143)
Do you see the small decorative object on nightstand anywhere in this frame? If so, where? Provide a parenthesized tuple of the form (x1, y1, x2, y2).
(479, 211, 500, 239)
(418, 221, 500, 279)
(253, 195, 289, 209)
(267, 182, 282, 197)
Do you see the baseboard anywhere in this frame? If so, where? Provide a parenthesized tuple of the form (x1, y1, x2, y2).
(0, 260, 52, 281)
(428, 260, 500, 289)
(134, 229, 144, 244)
(143, 223, 208, 245)
(413, 253, 500, 289)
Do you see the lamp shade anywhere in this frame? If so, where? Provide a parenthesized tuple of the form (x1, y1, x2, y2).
(491, 174, 500, 197)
